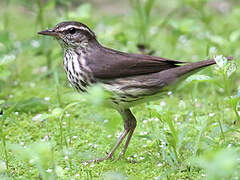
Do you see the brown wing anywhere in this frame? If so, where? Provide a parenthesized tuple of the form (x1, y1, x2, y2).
(86, 46, 185, 79)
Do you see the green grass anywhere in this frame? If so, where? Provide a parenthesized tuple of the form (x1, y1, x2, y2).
(1, 0, 240, 179)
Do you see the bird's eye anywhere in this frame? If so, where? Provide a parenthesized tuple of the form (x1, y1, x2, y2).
(68, 27, 76, 34)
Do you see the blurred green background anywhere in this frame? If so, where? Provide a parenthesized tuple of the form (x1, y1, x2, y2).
(0, 0, 240, 179)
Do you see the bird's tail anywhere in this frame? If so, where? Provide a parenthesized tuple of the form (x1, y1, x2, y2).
(159, 56, 234, 86)
(174, 56, 233, 76)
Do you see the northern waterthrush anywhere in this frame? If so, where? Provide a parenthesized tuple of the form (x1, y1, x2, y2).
(38, 21, 233, 163)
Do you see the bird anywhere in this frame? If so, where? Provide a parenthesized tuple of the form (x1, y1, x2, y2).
(38, 21, 233, 163)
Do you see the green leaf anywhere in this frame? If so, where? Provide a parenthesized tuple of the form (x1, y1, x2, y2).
(43, 0, 55, 10)
(193, 149, 239, 179)
(83, 85, 112, 106)
(0, 68, 11, 80)
(15, 98, 50, 113)
(225, 62, 237, 77)
(104, 172, 126, 180)
(144, 0, 156, 17)
(69, 3, 92, 19)
(230, 30, 240, 42)
(186, 75, 211, 84)
(0, 54, 16, 66)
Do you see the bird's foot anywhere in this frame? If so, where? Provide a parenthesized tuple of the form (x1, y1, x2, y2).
(84, 153, 113, 164)
(85, 157, 107, 164)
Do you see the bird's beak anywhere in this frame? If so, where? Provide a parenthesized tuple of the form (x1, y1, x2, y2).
(38, 29, 58, 37)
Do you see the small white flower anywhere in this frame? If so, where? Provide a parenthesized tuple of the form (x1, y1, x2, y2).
(66, 113, 70, 117)
(160, 101, 166, 106)
(44, 97, 50, 101)
(143, 120, 148, 124)
(140, 131, 148, 135)
(9, 94, 14, 98)
(2, 54, 16, 64)
(41, 135, 49, 142)
(46, 169, 52, 173)
(83, 162, 88, 165)
(148, 118, 153, 122)
(72, 136, 78, 139)
(15, 112, 19, 115)
(178, 35, 189, 45)
(14, 80, 19, 85)
(168, 91, 172, 95)
(139, 156, 145, 160)
(227, 144, 232, 148)
(20, 142, 24, 145)
(177, 122, 181, 125)
(154, 118, 160, 122)
(159, 144, 164, 148)
(31, 40, 40, 48)
(103, 119, 109, 123)
(29, 82, 36, 88)
(75, 174, 80, 177)
(0, 161, 7, 170)
(93, 144, 98, 148)
(107, 135, 112, 138)
(29, 159, 35, 164)
(63, 121, 67, 125)
(133, 154, 138, 158)
(116, 132, 122, 138)
(32, 114, 42, 121)
(209, 47, 217, 56)
(179, 100, 186, 108)
(209, 113, 215, 117)
(157, 162, 163, 167)
(174, 115, 178, 121)
(150, 26, 158, 35)
(215, 55, 227, 68)
(201, 174, 206, 177)
(90, 164, 95, 168)
(64, 155, 69, 160)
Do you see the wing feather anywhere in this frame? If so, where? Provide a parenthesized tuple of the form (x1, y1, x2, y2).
(86, 46, 185, 79)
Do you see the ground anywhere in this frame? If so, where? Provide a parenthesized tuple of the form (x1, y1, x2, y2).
(0, 0, 240, 179)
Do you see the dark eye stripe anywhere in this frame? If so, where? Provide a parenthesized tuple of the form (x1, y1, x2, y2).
(58, 25, 96, 38)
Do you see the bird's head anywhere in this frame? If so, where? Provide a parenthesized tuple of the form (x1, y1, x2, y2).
(38, 21, 96, 49)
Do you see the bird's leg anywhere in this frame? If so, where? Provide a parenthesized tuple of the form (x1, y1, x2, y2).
(86, 129, 129, 163)
(86, 109, 136, 163)
(119, 109, 137, 157)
